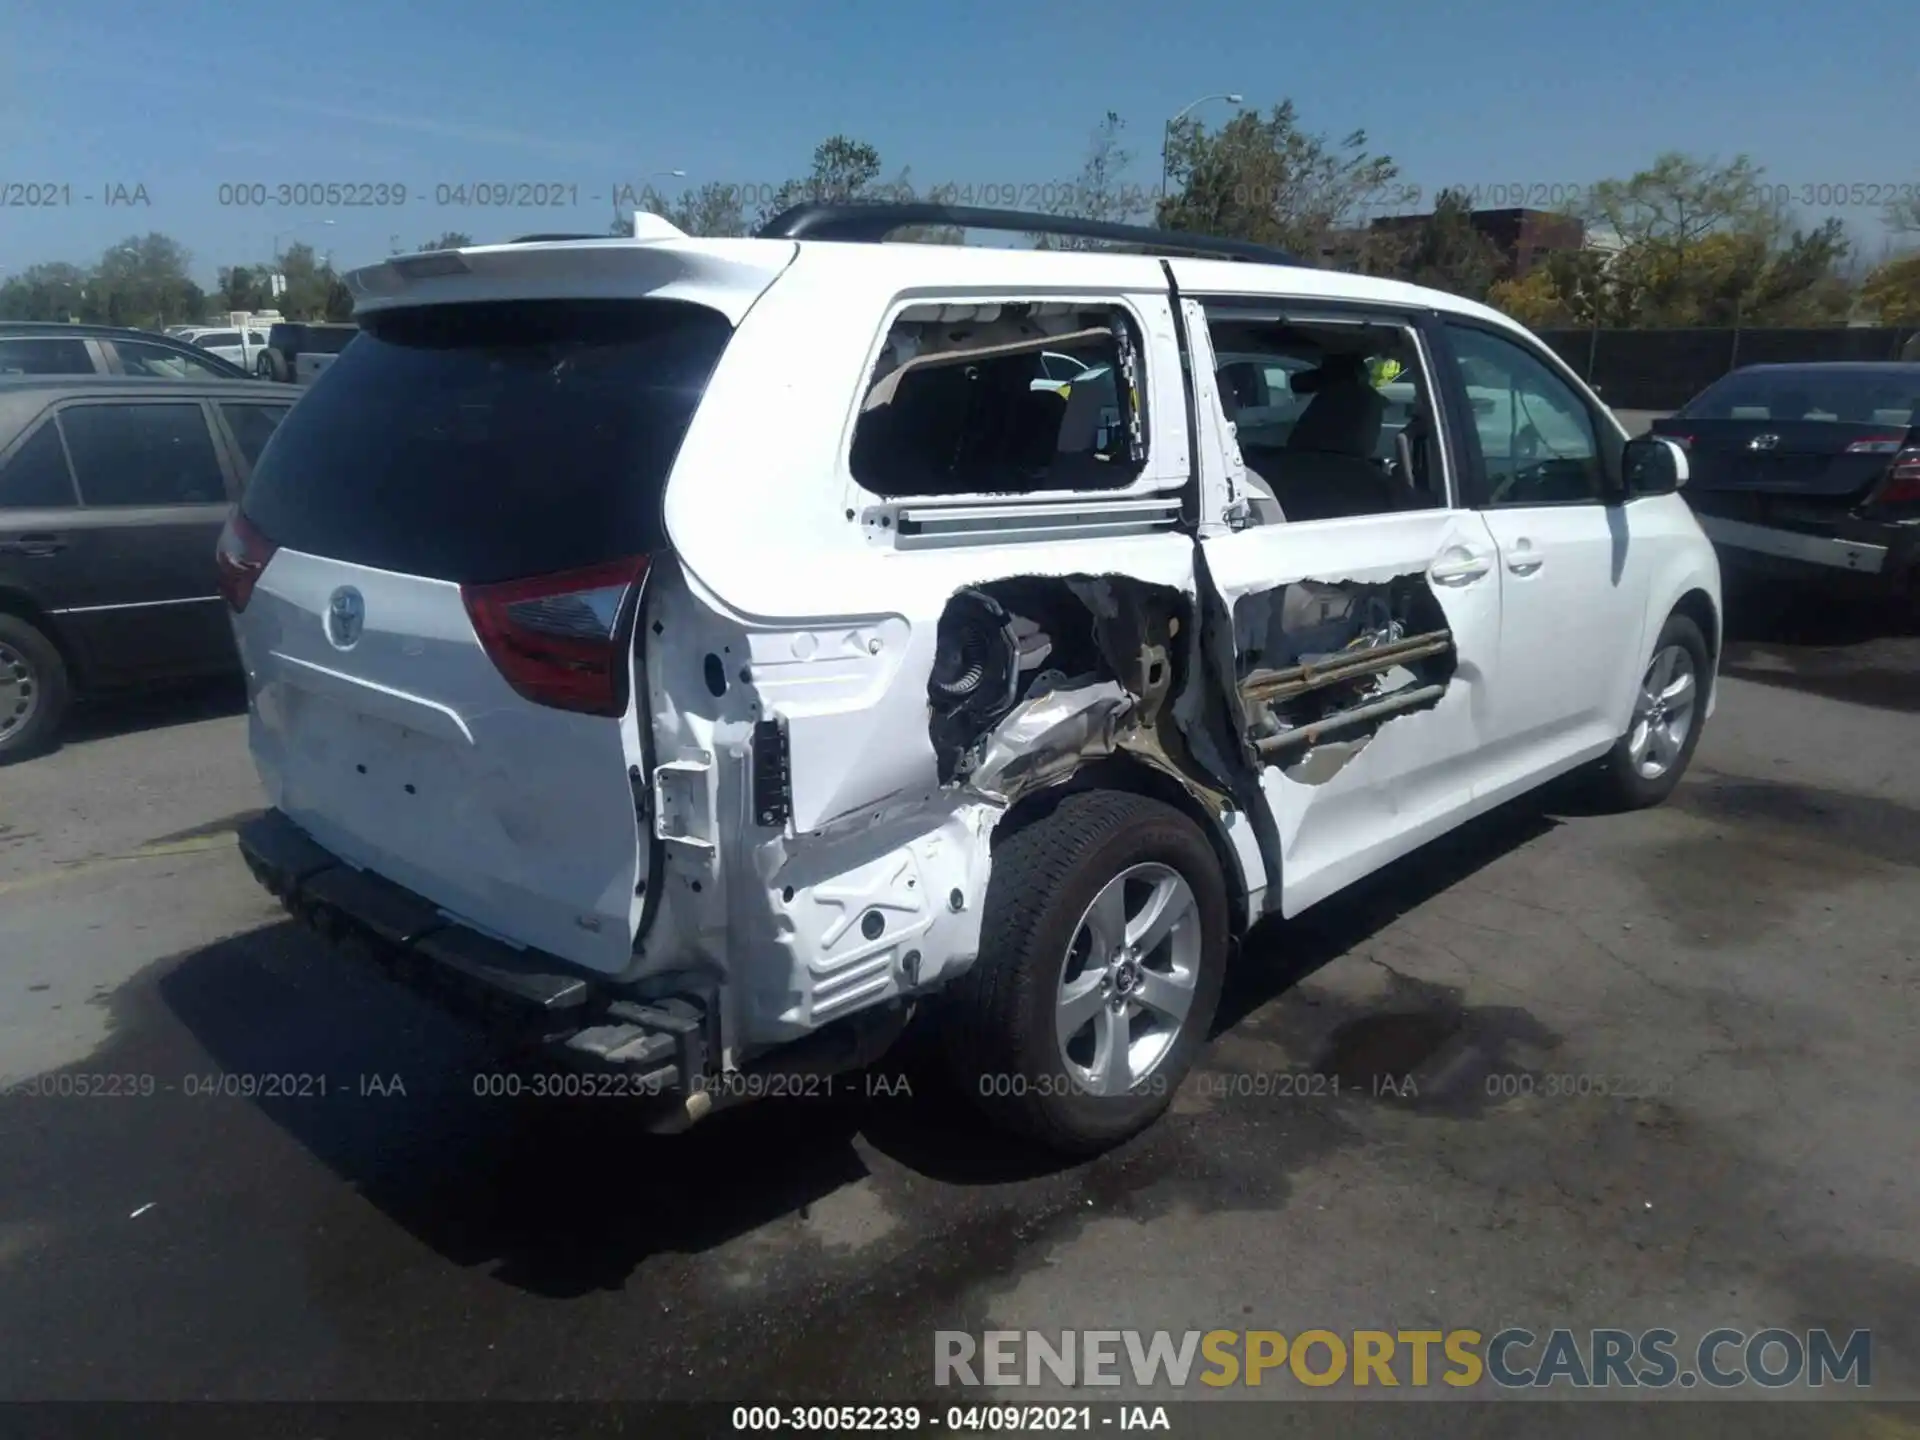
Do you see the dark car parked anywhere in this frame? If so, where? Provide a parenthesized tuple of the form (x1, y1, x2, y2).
(1651, 363, 1920, 618)
(255, 321, 358, 384)
(0, 322, 251, 381)
(0, 377, 297, 759)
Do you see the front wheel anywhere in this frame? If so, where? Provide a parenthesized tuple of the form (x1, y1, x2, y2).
(1593, 612, 1709, 810)
(0, 614, 70, 764)
(939, 790, 1229, 1155)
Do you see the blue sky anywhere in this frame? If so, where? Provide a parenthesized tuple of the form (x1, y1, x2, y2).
(3, 0, 1914, 286)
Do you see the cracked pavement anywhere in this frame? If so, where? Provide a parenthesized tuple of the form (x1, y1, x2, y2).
(1, 608, 1915, 1432)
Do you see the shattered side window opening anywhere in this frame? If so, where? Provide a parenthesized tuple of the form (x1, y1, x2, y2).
(1200, 310, 1444, 525)
(850, 301, 1150, 499)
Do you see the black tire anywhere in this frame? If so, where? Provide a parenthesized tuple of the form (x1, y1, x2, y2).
(1593, 611, 1710, 811)
(259, 349, 291, 383)
(0, 613, 70, 764)
(939, 789, 1229, 1156)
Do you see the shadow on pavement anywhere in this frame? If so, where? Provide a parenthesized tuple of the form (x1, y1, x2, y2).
(151, 793, 1567, 1297)
(59, 675, 248, 747)
(1718, 582, 1920, 714)
(1216, 792, 1563, 1035)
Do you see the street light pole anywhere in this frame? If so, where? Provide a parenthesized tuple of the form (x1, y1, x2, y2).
(1160, 92, 1243, 204)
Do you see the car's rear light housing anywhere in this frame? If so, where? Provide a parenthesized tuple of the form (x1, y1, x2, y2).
(1868, 448, 1920, 506)
(1663, 433, 1692, 449)
(215, 510, 279, 612)
(461, 556, 651, 716)
(1845, 435, 1907, 455)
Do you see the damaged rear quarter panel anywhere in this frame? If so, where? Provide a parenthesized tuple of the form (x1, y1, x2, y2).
(645, 543, 1211, 1052)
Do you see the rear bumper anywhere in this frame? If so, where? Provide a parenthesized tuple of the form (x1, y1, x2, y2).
(1693, 512, 1917, 593)
(235, 809, 711, 1090)
(1695, 514, 1886, 574)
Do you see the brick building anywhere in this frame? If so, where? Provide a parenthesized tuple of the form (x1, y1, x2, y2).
(1366, 207, 1586, 276)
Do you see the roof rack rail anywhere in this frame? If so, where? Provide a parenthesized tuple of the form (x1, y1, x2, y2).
(757, 201, 1300, 266)
(505, 233, 608, 244)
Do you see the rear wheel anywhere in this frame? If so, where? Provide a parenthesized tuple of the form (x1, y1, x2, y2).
(0, 614, 70, 764)
(1593, 612, 1709, 810)
(940, 790, 1228, 1155)
(258, 349, 290, 383)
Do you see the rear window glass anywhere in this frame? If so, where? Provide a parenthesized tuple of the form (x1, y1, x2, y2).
(0, 337, 94, 376)
(303, 327, 359, 355)
(241, 299, 733, 584)
(1681, 368, 1920, 424)
(220, 401, 292, 470)
(0, 422, 78, 508)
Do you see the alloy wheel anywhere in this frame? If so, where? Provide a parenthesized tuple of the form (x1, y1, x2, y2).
(1055, 862, 1202, 1095)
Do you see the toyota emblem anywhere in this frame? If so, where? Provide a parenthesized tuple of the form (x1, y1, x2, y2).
(325, 586, 365, 649)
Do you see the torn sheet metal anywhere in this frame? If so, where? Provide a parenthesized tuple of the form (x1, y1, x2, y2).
(964, 681, 1134, 804)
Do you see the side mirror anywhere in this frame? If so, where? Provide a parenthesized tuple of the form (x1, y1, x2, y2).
(1621, 435, 1689, 496)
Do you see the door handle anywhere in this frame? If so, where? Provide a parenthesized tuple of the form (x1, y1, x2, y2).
(0, 533, 68, 557)
(1505, 538, 1545, 576)
(1429, 551, 1492, 586)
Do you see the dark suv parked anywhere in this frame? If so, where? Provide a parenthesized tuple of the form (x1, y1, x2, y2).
(0, 323, 251, 380)
(0, 376, 297, 759)
(256, 322, 358, 383)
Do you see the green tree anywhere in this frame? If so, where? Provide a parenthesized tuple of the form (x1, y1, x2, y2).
(0, 262, 91, 321)
(323, 274, 355, 321)
(1579, 153, 1851, 325)
(1032, 111, 1149, 250)
(1157, 101, 1398, 256)
(90, 233, 205, 327)
(419, 231, 474, 251)
(756, 135, 885, 228)
(1861, 251, 1920, 324)
(216, 265, 271, 313)
(1486, 154, 1856, 328)
(270, 242, 336, 321)
(1487, 267, 1574, 328)
(1376, 187, 1505, 299)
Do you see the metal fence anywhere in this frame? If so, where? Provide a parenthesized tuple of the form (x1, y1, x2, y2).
(1535, 326, 1920, 410)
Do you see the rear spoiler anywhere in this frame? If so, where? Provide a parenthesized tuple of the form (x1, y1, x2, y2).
(343, 234, 797, 326)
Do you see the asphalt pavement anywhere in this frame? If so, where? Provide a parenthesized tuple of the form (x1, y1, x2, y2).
(1, 598, 1915, 1432)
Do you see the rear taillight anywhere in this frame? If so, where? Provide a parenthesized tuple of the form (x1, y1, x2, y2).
(1845, 435, 1907, 455)
(461, 556, 650, 716)
(1869, 449, 1920, 506)
(215, 511, 278, 612)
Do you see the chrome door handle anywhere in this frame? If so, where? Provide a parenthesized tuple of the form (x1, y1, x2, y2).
(1429, 553, 1492, 586)
(1507, 558, 1544, 575)
(0, 534, 67, 557)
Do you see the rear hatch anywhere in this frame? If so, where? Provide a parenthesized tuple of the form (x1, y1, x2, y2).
(1655, 368, 1920, 520)
(1654, 417, 1913, 502)
(225, 293, 740, 974)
